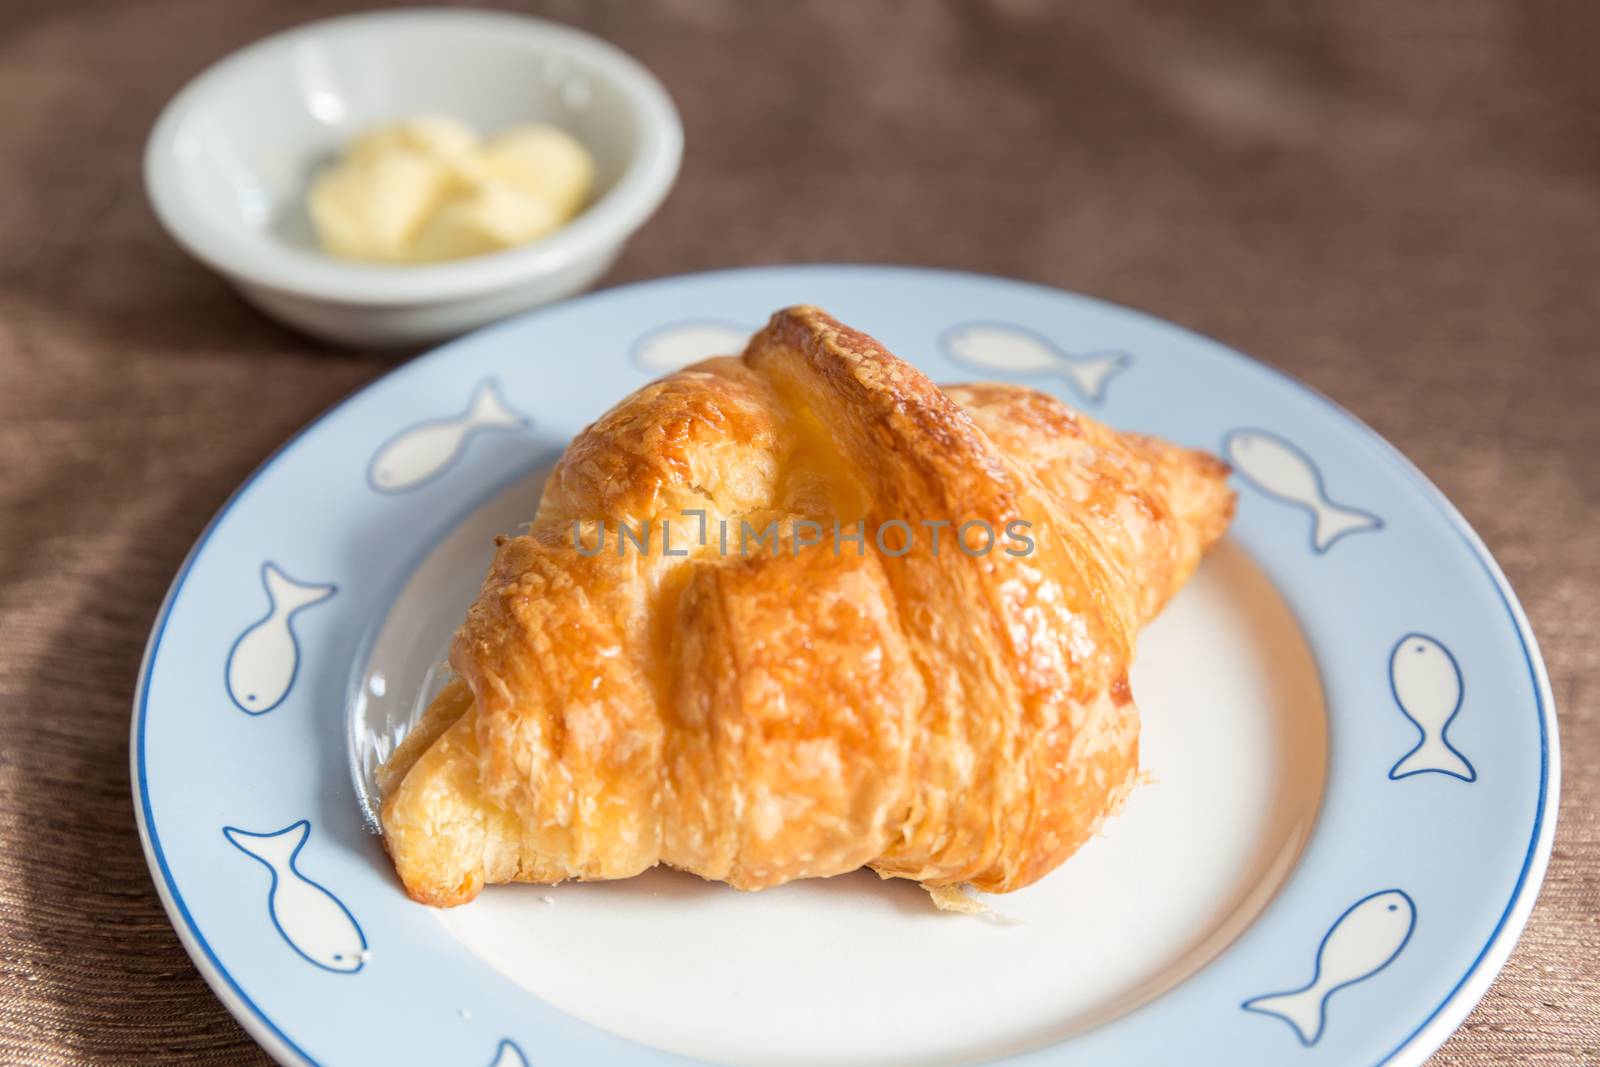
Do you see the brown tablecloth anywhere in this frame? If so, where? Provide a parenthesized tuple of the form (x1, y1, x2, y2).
(1, 0, 1595, 1063)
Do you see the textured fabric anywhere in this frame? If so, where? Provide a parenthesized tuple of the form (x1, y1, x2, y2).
(0, 0, 1595, 1063)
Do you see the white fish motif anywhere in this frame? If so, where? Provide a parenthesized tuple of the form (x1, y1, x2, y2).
(1389, 634, 1475, 781)
(1224, 430, 1383, 552)
(485, 1039, 530, 1067)
(225, 564, 336, 715)
(1243, 889, 1415, 1045)
(632, 321, 752, 373)
(941, 323, 1130, 404)
(369, 380, 527, 493)
(223, 821, 366, 974)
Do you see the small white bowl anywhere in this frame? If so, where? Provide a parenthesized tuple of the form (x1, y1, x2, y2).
(145, 8, 682, 347)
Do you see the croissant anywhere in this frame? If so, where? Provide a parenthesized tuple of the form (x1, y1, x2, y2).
(377, 306, 1234, 906)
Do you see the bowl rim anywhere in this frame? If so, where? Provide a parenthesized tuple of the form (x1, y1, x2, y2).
(143, 7, 683, 306)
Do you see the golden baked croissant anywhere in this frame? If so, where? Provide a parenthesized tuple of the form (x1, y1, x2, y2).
(377, 306, 1234, 906)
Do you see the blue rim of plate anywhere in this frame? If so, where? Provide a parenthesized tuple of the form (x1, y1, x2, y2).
(130, 265, 1559, 1067)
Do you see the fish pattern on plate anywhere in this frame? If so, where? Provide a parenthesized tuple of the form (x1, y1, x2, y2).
(631, 320, 753, 374)
(223, 820, 367, 974)
(1389, 634, 1476, 782)
(941, 322, 1131, 404)
(368, 379, 528, 493)
(1224, 429, 1384, 553)
(225, 563, 336, 715)
(1242, 889, 1416, 1045)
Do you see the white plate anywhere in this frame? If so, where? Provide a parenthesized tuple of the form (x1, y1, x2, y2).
(132, 266, 1557, 1066)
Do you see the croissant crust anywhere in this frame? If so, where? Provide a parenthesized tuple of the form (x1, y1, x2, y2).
(378, 306, 1234, 906)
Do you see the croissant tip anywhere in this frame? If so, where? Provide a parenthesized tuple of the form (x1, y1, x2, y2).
(761, 304, 832, 334)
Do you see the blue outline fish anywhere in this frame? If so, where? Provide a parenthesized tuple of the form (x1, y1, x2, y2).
(1389, 634, 1475, 781)
(223, 821, 366, 974)
(369, 380, 526, 493)
(941, 322, 1130, 404)
(1243, 889, 1415, 1045)
(1224, 429, 1383, 552)
(225, 563, 336, 715)
(631, 320, 752, 374)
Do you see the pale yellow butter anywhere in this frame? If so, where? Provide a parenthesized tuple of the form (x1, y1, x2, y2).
(308, 115, 595, 264)
(480, 126, 596, 221)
